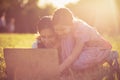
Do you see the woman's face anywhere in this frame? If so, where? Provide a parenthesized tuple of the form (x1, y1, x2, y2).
(53, 24, 71, 37)
(39, 28, 56, 48)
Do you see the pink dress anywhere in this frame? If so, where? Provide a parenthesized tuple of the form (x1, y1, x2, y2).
(60, 20, 112, 70)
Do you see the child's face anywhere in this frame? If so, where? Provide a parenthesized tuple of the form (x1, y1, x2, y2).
(39, 28, 56, 48)
(53, 24, 71, 37)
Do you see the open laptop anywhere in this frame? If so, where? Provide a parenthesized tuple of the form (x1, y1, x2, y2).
(4, 48, 60, 80)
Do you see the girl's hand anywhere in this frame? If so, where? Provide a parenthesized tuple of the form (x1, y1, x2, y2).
(58, 65, 70, 76)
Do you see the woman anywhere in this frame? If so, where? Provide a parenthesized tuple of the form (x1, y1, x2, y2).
(52, 8, 112, 80)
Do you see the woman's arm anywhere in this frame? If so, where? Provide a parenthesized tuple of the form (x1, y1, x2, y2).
(59, 38, 84, 73)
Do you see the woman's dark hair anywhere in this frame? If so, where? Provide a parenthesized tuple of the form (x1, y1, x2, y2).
(37, 16, 53, 32)
(52, 8, 74, 26)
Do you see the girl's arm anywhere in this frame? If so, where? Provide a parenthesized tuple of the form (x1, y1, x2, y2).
(59, 38, 84, 73)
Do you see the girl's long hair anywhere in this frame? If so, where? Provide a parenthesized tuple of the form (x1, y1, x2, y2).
(52, 8, 74, 26)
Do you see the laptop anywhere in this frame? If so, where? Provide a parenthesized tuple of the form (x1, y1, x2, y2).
(4, 48, 60, 80)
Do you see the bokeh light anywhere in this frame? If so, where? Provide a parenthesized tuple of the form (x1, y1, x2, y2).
(37, 0, 79, 8)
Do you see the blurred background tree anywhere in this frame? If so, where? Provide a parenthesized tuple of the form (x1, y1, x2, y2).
(0, 0, 120, 35)
(0, 0, 55, 33)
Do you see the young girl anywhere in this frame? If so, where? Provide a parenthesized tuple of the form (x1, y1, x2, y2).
(32, 16, 58, 48)
(52, 8, 112, 78)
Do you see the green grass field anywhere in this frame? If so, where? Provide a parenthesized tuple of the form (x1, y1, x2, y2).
(0, 33, 120, 80)
(0, 33, 36, 80)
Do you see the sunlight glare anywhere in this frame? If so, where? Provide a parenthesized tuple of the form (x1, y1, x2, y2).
(92, 0, 119, 34)
(37, 0, 79, 8)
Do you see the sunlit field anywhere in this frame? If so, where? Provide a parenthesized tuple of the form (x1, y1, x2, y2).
(0, 33, 120, 80)
(0, 0, 120, 79)
(0, 33, 35, 80)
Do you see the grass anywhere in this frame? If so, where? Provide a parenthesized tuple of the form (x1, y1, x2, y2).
(0, 33, 35, 80)
(0, 33, 120, 80)
(103, 35, 120, 56)
(0, 33, 35, 48)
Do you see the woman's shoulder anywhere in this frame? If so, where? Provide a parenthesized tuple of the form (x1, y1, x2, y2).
(73, 19, 94, 30)
(73, 19, 100, 35)
(73, 19, 91, 34)
(72, 19, 102, 42)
